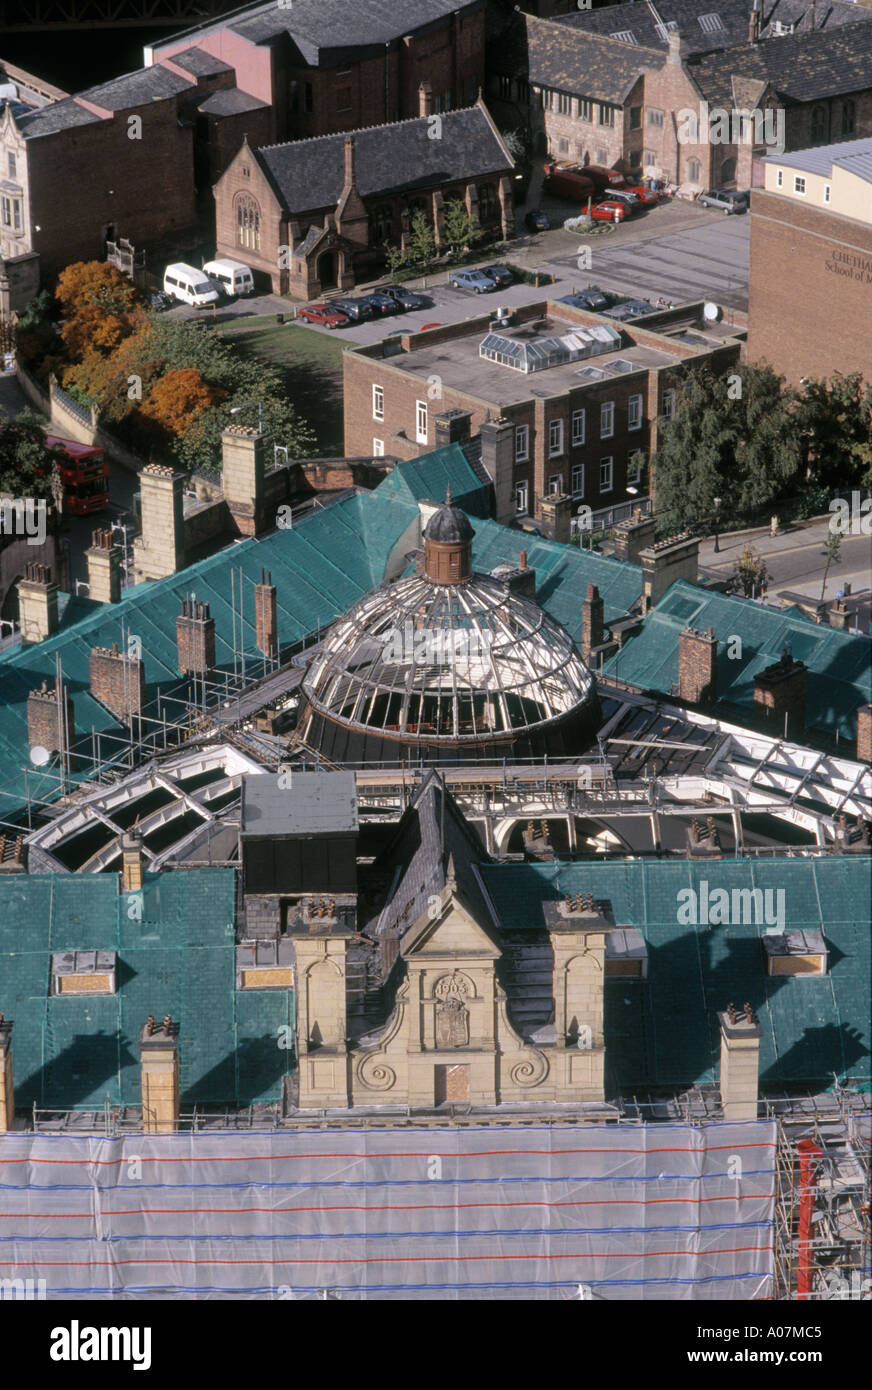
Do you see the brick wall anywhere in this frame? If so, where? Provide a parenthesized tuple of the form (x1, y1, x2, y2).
(753, 653, 807, 737)
(176, 598, 216, 674)
(856, 705, 872, 764)
(748, 189, 872, 385)
(678, 625, 718, 704)
(89, 644, 146, 721)
(26, 683, 74, 764)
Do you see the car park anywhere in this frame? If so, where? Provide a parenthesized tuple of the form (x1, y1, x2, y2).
(590, 200, 628, 223)
(524, 208, 551, 231)
(622, 183, 660, 207)
(601, 189, 643, 215)
(162, 263, 220, 309)
(481, 264, 514, 289)
(697, 188, 749, 214)
(558, 290, 609, 311)
(331, 297, 372, 322)
(297, 303, 351, 329)
(358, 291, 400, 316)
(542, 160, 596, 201)
(448, 268, 497, 293)
(382, 285, 427, 310)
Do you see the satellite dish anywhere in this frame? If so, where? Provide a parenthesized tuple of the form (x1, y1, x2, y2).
(29, 745, 50, 766)
(703, 301, 721, 321)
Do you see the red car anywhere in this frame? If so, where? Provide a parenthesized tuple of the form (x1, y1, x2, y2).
(298, 302, 350, 329)
(623, 183, 660, 207)
(591, 200, 628, 223)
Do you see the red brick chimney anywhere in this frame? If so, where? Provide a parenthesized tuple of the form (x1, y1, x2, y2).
(856, 704, 872, 764)
(255, 567, 278, 661)
(678, 625, 718, 704)
(753, 649, 806, 738)
(343, 135, 356, 194)
(418, 80, 433, 117)
(89, 642, 145, 723)
(26, 680, 75, 768)
(176, 596, 216, 675)
(581, 583, 604, 663)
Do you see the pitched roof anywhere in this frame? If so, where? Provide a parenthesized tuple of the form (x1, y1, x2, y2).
(16, 97, 103, 138)
(482, 855, 871, 1087)
(196, 86, 269, 116)
(601, 579, 872, 741)
(15, 63, 193, 138)
(556, 0, 872, 55)
(762, 133, 872, 184)
(374, 441, 491, 517)
(251, 103, 512, 214)
(688, 22, 872, 104)
(521, 13, 665, 104)
(169, 47, 234, 76)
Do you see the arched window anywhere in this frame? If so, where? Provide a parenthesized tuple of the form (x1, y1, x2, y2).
(478, 183, 497, 220)
(687, 157, 701, 183)
(370, 203, 393, 244)
(841, 101, 855, 137)
(811, 105, 827, 144)
(235, 194, 261, 251)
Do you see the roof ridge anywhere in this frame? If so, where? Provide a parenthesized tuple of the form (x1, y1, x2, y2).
(255, 101, 485, 156)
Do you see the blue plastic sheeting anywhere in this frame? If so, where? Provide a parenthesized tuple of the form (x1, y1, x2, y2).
(0, 1121, 775, 1300)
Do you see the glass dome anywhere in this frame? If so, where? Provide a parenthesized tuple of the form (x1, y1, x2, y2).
(299, 569, 597, 748)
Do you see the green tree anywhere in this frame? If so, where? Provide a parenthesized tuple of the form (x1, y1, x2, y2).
(383, 242, 409, 276)
(442, 197, 482, 254)
(500, 127, 529, 164)
(798, 371, 872, 491)
(407, 210, 437, 266)
(0, 410, 64, 505)
(653, 364, 803, 535)
(731, 543, 771, 599)
(819, 530, 842, 602)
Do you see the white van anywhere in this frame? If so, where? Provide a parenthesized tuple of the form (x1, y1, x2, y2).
(202, 258, 255, 298)
(162, 263, 220, 308)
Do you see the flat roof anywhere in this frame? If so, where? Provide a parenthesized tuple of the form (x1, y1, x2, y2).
(240, 770, 359, 836)
(383, 314, 678, 406)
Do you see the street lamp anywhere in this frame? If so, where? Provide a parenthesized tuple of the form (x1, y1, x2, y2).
(230, 401, 264, 434)
(110, 521, 134, 589)
(713, 496, 722, 554)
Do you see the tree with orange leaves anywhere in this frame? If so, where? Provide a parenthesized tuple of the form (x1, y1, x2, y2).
(138, 368, 227, 452)
(56, 261, 144, 365)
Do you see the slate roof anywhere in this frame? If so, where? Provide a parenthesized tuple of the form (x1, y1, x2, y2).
(0, 869, 294, 1109)
(556, 0, 872, 54)
(241, 770, 358, 836)
(170, 47, 234, 76)
(481, 855, 871, 1088)
(15, 64, 193, 137)
(252, 104, 513, 213)
(157, 0, 483, 68)
(196, 87, 270, 116)
(761, 134, 872, 183)
(520, 14, 666, 103)
(16, 98, 103, 138)
(601, 579, 872, 742)
(688, 23, 872, 105)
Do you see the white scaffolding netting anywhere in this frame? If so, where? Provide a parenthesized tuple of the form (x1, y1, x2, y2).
(0, 1121, 775, 1300)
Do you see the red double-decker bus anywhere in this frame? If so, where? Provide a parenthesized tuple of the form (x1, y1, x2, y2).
(44, 436, 110, 516)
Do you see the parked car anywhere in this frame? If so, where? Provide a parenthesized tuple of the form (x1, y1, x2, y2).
(382, 285, 427, 310)
(582, 164, 629, 196)
(622, 183, 660, 207)
(602, 299, 654, 321)
(202, 258, 254, 297)
(559, 290, 609, 311)
(358, 290, 400, 316)
(697, 188, 749, 214)
(147, 290, 173, 312)
(448, 268, 497, 293)
(331, 297, 372, 322)
(524, 208, 551, 231)
(590, 200, 628, 223)
(481, 264, 514, 289)
(298, 302, 351, 329)
(542, 160, 596, 202)
(163, 263, 220, 309)
(601, 189, 643, 215)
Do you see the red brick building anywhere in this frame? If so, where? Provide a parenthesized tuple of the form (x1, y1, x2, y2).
(343, 300, 743, 526)
(488, 0, 872, 195)
(213, 99, 514, 297)
(150, 0, 487, 144)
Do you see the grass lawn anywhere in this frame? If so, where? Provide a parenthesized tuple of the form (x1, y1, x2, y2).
(219, 317, 358, 457)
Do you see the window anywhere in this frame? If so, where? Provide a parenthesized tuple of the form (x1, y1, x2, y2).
(335, 86, 352, 112)
(498, 75, 513, 99)
(372, 385, 384, 421)
(303, 82, 313, 114)
(416, 400, 428, 444)
(611, 29, 638, 44)
(824, 183, 831, 204)
(600, 401, 614, 439)
(549, 418, 564, 456)
(811, 105, 827, 144)
(687, 157, 701, 183)
(371, 202, 393, 243)
(628, 394, 643, 430)
(599, 457, 613, 492)
(515, 481, 529, 514)
(776, 169, 783, 187)
(7, 152, 15, 178)
(442, 91, 451, 112)
(516, 78, 529, 105)
(646, 108, 664, 128)
(541, 89, 554, 110)
(794, 176, 806, 195)
(235, 194, 261, 250)
(841, 101, 855, 138)
(698, 14, 724, 34)
(478, 183, 497, 220)
(684, 113, 699, 141)
(662, 388, 675, 420)
(571, 408, 586, 446)
(643, 149, 657, 166)
(571, 464, 585, 497)
(373, 438, 384, 457)
(558, 138, 569, 155)
(627, 449, 645, 484)
(629, 148, 642, 170)
(557, 93, 572, 115)
(578, 99, 593, 123)
(629, 106, 642, 130)
(598, 104, 614, 127)
(596, 148, 608, 165)
(515, 424, 529, 462)
(1, 196, 21, 231)
(51, 950, 117, 997)
(236, 940, 294, 990)
(548, 473, 562, 494)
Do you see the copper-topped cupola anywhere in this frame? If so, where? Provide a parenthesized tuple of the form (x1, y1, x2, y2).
(423, 488, 474, 584)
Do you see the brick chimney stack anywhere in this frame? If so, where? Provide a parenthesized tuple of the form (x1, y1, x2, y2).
(85, 528, 121, 604)
(121, 830, 144, 894)
(418, 80, 433, 117)
(89, 642, 145, 724)
(678, 625, 718, 704)
(718, 1004, 761, 1121)
(26, 680, 75, 768)
(0, 1015, 13, 1132)
(749, 0, 762, 42)
(255, 567, 278, 660)
(581, 583, 604, 663)
(176, 595, 216, 675)
(856, 705, 872, 764)
(17, 562, 58, 644)
(343, 134, 356, 192)
(139, 1015, 180, 1133)
(753, 648, 807, 739)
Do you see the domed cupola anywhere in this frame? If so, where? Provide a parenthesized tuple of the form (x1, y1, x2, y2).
(423, 488, 474, 584)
